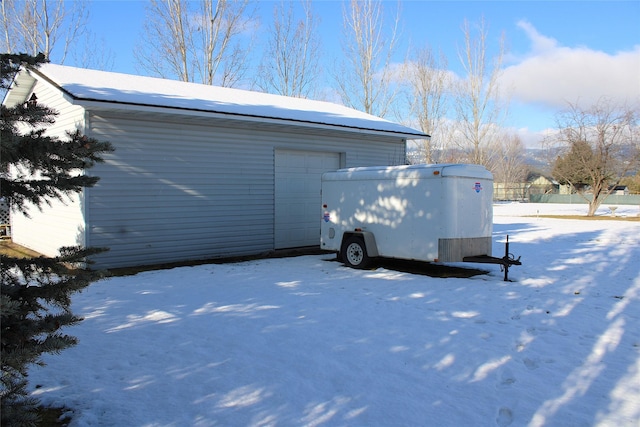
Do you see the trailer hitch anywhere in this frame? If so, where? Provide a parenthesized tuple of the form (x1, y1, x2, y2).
(463, 235, 522, 281)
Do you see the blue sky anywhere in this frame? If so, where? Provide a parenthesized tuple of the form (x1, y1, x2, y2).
(67, 1, 640, 147)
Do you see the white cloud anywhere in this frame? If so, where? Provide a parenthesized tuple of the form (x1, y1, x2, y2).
(501, 20, 640, 110)
(507, 126, 559, 150)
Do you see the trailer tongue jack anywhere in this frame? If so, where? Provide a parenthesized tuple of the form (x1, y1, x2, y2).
(463, 235, 522, 281)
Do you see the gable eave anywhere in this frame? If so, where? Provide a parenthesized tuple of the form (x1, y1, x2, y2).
(2, 68, 37, 108)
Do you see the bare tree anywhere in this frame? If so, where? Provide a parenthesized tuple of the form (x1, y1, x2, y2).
(492, 133, 528, 199)
(335, 0, 401, 118)
(1, 0, 12, 53)
(0, 0, 88, 63)
(72, 32, 116, 71)
(494, 133, 527, 183)
(136, 0, 254, 86)
(453, 17, 508, 166)
(256, 0, 321, 98)
(404, 46, 450, 163)
(549, 98, 639, 216)
(138, 0, 191, 81)
(197, 0, 255, 87)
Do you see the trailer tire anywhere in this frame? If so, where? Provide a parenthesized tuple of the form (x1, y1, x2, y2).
(342, 236, 371, 269)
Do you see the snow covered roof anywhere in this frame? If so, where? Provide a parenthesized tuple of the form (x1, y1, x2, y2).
(15, 64, 428, 139)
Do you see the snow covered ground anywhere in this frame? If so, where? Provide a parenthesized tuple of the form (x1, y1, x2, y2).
(29, 203, 640, 426)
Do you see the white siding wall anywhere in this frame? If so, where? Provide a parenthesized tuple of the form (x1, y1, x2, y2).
(10, 80, 87, 257)
(87, 112, 405, 268)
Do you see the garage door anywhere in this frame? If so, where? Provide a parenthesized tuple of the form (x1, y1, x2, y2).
(275, 150, 341, 249)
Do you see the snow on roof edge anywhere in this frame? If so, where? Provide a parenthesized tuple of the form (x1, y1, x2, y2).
(33, 64, 428, 139)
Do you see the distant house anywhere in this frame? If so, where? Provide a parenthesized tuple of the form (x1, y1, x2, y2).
(4, 64, 427, 268)
(527, 174, 558, 195)
(493, 173, 558, 201)
(611, 185, 629, 195)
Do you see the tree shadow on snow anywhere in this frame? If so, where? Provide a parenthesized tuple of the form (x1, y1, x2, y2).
(28, 219, 640, 426)
(488, 220, 640, 426)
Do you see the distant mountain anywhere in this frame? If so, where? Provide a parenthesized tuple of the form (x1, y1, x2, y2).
(524, 148, 553, 174)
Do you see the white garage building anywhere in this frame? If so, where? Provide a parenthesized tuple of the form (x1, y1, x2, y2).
(4, 64, 427, 269)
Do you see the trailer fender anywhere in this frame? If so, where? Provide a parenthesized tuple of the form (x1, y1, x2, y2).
(341, 232, 378, 269)
(343, 231, 379, 258)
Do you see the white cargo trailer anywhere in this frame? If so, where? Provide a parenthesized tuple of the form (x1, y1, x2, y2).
(320, 164, 520, 279)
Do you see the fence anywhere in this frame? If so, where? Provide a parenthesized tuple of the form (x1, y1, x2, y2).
(493, 183, 553, 202)
(528, 193, 640, 205)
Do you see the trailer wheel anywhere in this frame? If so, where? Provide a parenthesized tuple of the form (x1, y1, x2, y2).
(342, 236, 371, 269)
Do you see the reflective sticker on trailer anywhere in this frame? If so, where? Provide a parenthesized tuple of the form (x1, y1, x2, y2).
(474, 182, 483, 193)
